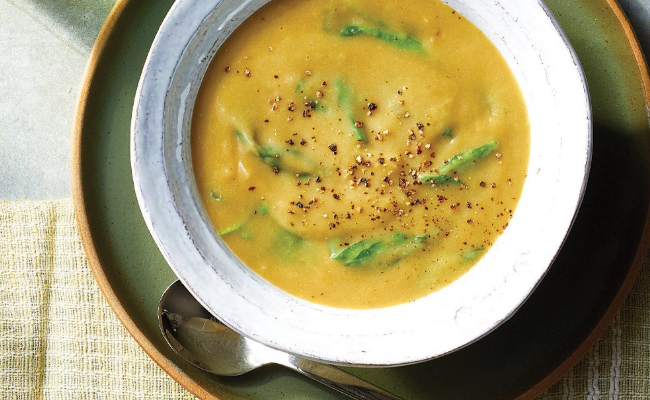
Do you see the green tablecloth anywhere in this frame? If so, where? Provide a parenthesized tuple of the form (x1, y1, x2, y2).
(2, 200, 649, 399)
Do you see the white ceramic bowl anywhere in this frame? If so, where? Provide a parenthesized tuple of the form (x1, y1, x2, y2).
(131, 0, 591, 366)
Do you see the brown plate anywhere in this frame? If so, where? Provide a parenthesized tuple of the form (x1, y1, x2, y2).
(72, 0, 650, 398)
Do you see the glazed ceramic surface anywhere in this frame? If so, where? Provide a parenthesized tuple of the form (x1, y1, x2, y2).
(130, 0, 590, 366)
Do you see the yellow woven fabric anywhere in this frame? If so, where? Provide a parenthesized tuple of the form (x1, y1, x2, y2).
(0, 200, 196, 400)
(1, 199, 649, 399)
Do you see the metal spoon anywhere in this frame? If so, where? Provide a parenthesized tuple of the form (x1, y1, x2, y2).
(158, 280, 404, 400)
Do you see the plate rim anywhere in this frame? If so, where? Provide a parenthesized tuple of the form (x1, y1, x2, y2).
(71, 0, 650, 398)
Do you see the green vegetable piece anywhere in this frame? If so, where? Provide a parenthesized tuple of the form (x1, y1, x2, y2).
(260, 146, 319, 177)
(257, 145, 283, 169)
(422, 174, 460, 185)
(219, 220, 246, 236)
(439, 140, 498, 175)
(295, 79, 328, 112)
(255, 202, 270, 216)
(335, 79, 367, 142)
(331, 238, 382, 265)
(330, 233, 428, 267)
(279, 229, 302, 247)
(419, 140, 499, 184)
(339, 24, 422, 51)
(442, 128, 453, 137)
(209, 191, 222, 201)
(324, 6, 422, 52)
(239, 228, 254, 239)
(463, 247, 484, 261)
(348, 116, 365, 142)
(235, 130, 317, 176)
(235, 130, 259, 156)
(346, 241, 386, 266)
(316, 102, 327, 112)
(339, 25, 362, 37)
(335, 79, 351, 105)
(219, 202, 269, 236)
(382, 233, 428, 266)
(274, 229, 304, 259)
(295, 79, 305, 94)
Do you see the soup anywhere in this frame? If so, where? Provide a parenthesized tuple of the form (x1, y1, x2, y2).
(192, 0, 530, 309)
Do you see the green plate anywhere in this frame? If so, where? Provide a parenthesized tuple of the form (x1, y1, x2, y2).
(72, 0, 650, 398)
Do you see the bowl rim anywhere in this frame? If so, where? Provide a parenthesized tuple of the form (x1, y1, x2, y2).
(131, 0, 592, 366)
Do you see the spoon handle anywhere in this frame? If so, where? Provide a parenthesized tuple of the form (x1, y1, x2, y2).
(285, 356, 405, 400)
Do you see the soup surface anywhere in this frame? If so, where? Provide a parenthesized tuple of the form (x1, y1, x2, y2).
(192, 0, 530, 309)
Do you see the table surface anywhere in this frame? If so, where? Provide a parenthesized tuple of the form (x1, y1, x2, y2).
(0, 0, 648, 200)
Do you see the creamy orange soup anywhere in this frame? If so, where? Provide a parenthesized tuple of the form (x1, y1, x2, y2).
(192, 0, 530, 309)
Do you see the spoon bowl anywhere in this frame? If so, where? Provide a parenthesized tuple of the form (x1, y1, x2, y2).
(158, 280, 404, 400)
(158, 279, 282, 375)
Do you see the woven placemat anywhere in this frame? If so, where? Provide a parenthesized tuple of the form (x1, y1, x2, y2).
(1, 199, 648, 399)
